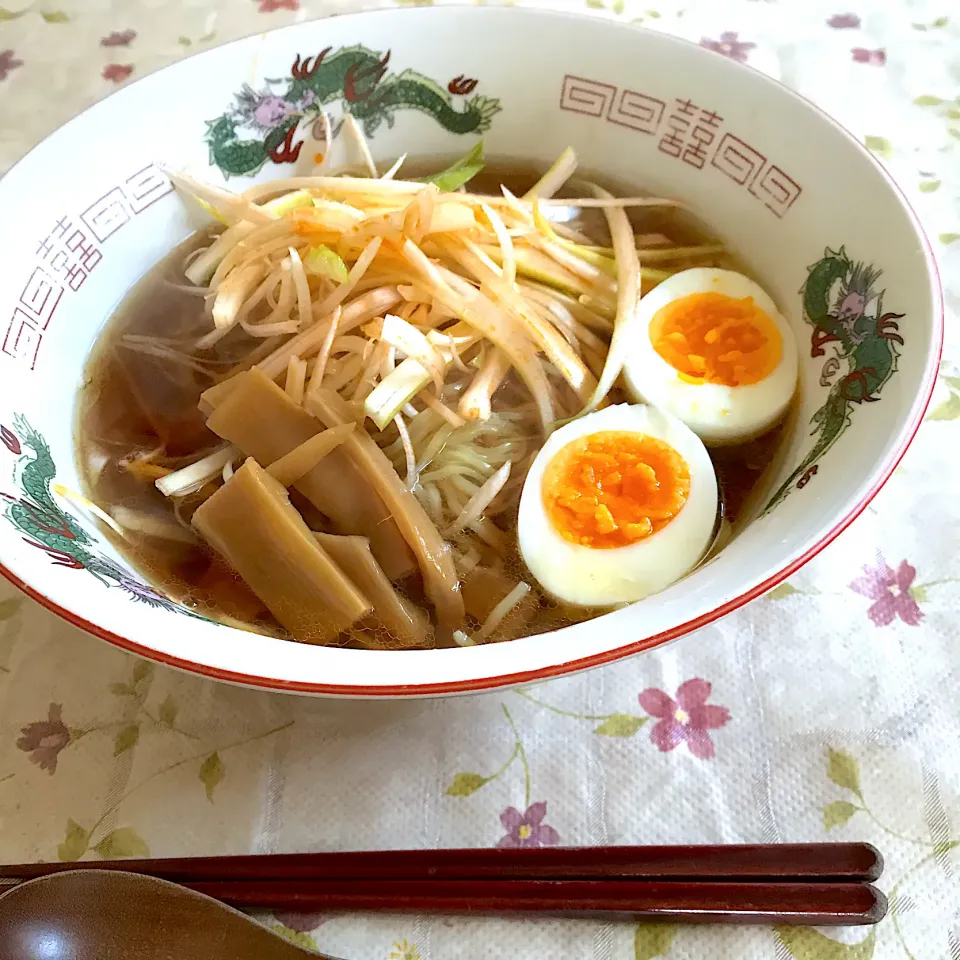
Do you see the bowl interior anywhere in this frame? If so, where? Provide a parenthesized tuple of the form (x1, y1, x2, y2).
(0, 8, 940, 695)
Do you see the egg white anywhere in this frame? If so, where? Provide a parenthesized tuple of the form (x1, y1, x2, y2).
(517, 404, 718, 607)
(621, 268, 798, 444)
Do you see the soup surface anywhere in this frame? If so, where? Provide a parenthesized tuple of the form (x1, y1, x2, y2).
(76, 156, 792, 648)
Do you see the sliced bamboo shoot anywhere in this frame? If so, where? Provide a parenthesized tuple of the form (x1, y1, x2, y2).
(306, 387, 465, 629)
(314, 533, 431, 648)
(192, 458, 371, 644)
(206, 369, 416, 580)
(266, 423, 354, 487)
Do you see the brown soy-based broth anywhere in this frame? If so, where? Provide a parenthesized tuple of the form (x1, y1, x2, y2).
(76, 159, 791, 644)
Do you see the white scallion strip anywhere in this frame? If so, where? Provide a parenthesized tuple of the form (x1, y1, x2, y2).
(258, 286, 401, 381)
(480, 201, 515, 288)
(456, 546, 482, 578)
(459, 348, 510, 421)
(111, 506, 198, 544)
(166, 169, 274, 224)
(536, 196, 683, 209)
(581, 185, 641, 414)
(242, 176, 426, 201)
(313, 236, 383, 318)
(344, 113, 378, 178)
(285, 356, 307, 405)
(446, 462, 511, 537)
(364, 321, 479, 430)
(523, 146, 577, 200)
(382, 153, 407, 181)
(381, 313, 446, 392)
(453, 629, 475, 647)
(222, 457, 236, 483)
(477, 581, 531, 641)
(394, 413, 418, 490)
(51, 484, 124, 537)
(240, 260, 296, 337)
(212, 263, 265, 330)
(155, 445, 236, 498)
(288, 246, 312, 328)
(307, 305, 342, 396)
(266, 423, 355, 487)
(421, 391, 466, 427)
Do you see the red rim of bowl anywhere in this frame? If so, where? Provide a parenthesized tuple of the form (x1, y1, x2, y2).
(0, 9, 945, 696)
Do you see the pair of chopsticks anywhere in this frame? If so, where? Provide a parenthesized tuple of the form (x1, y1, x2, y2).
(0, 843, 886, 925)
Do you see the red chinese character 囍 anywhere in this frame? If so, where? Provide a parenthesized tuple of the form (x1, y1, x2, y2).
(683, 108, 724, 169)
(658, 98, 698, 159)
(64, 262, 87, 292)
(65, 228, 102, 272)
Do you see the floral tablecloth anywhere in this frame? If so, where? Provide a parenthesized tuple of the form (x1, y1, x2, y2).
(1, 1, 958, 958)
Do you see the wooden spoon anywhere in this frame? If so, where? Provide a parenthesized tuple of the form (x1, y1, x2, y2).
(0, 869, 340, 960)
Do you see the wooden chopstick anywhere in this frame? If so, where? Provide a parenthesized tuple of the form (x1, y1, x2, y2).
(182, 878, 887, 925)
(0, 843, 881, 884)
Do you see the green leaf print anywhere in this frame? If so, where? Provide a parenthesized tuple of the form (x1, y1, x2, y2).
(0, 8, 25, 21)
(594, 714, 648, 737)
(928, 392, 960, 420)
(939, 233, 960, 244)
(767, 582, 799, 600)
(57, 819, 90, 862)
(913, 95, 944, 106)
(94, 827, 150, 859)
(158, 694, 179, 726)
(0, 597, 23, 621)
(777, 927, 875, 960)
(199, 751, 225, 801)
(113, 724, 140, 756)
(919, 180, 941, 193)
(445, 772, 488, 796)
(908, 584, 929, 603)
(634, 922, 676, 960)
(827, 748, 861, 795)
(40, 10, 69, 22)
(273, 926, 321, 951)
(863, 136, 892, 158)
(823, 800, 860, 830)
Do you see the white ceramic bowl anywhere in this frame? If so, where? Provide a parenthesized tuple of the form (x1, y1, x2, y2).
(0, 8, 941, 697)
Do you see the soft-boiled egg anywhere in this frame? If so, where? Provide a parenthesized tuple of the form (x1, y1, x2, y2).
(517, 404, 718, 607)
(621, 268, 798, 444)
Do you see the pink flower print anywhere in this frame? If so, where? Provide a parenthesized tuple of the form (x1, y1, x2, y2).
(17, 703, 71, 774)
(497, 802, 560, 849)
(259, 0, 299, 11)
(254, 95, 293, 128)
(0, 49, 23, 82)
(852, 48, 887, 66)
(849, 556, 923, 626)
(828, 13, 861, 28)
(101, 30, 136, 47)
(639, 679, 731, 760)
(699, 32, 756, 64)
(102, 64, 134, 84)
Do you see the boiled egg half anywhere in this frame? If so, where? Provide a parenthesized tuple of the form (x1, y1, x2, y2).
(517, 404, 718, 607)
(622, 268, 798, 444)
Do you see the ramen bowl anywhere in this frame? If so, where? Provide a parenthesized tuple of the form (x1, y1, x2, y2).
(0, 7, 941, 696)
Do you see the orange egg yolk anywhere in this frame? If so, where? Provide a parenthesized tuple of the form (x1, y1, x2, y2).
(650, 291, 782, 387)
(542, 431, 690, 549)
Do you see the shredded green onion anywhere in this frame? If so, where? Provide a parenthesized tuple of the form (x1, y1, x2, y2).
(304, 244, 349, 283)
